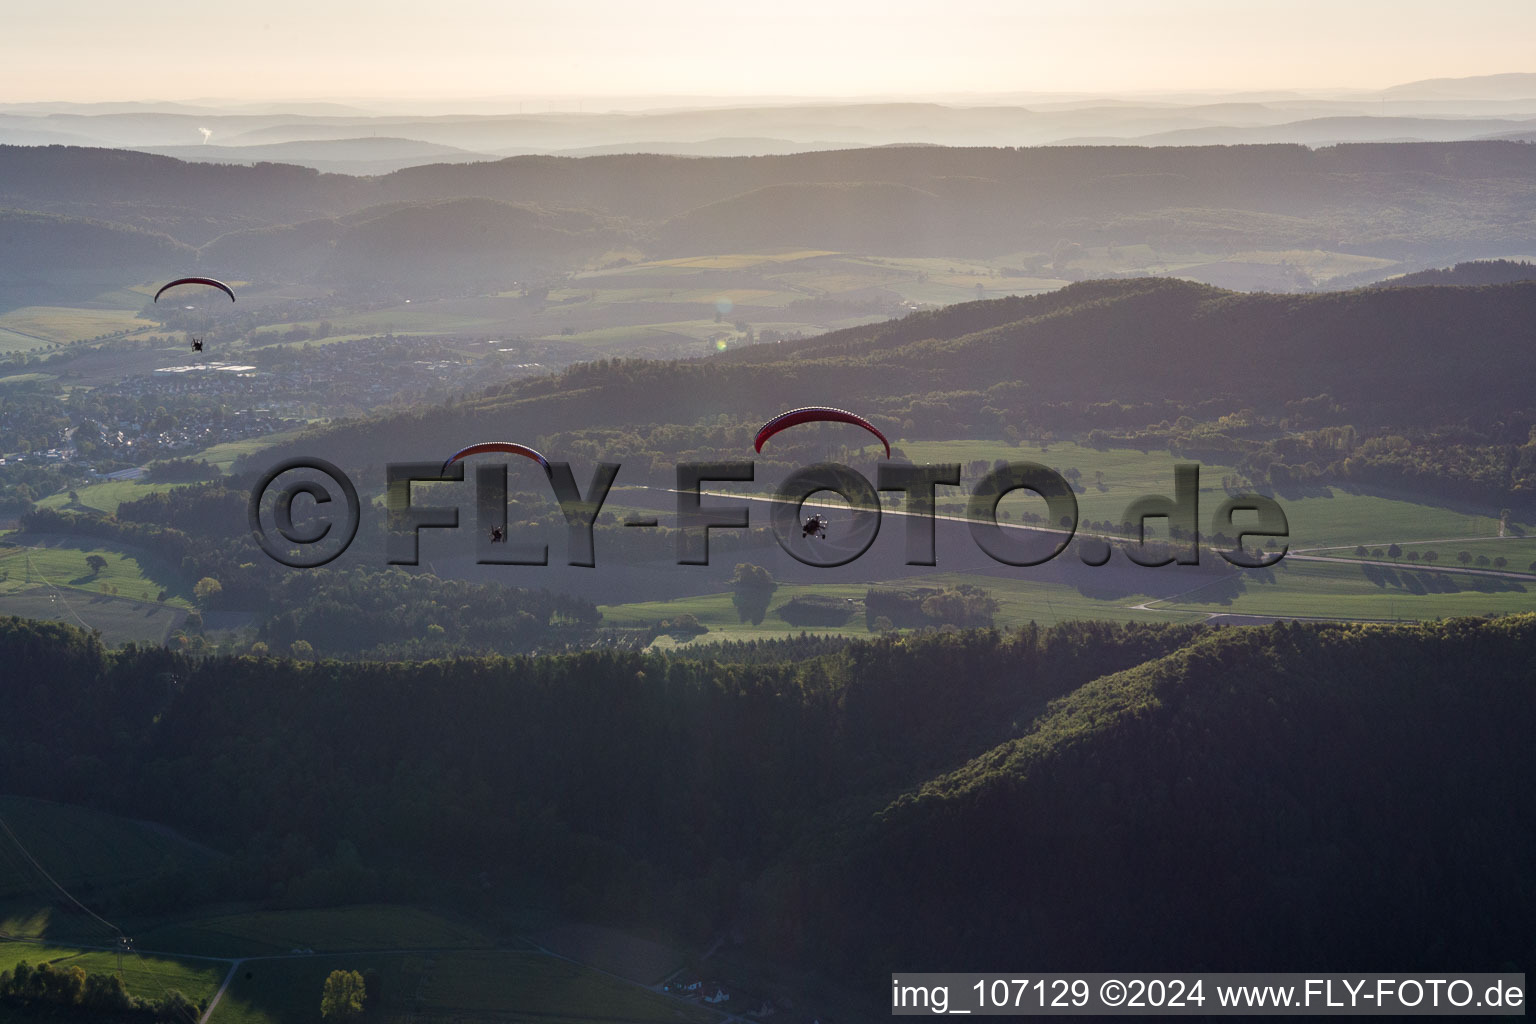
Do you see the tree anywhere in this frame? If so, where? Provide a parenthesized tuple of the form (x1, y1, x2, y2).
(193, 577, 222, 605)
(728, 563, 777, 625)
(1424, 550, 1439, 564)
(1354, 545, 1368, 558)
(290, 639, 314, 660)
(85, 554, 108, 575)
(154, 988, 199, 1021)
(1387, 543, 1402, 561)
(659, 613, 708, 639)
(321, 969, 366, 1021)
(80, 972, 132, 1012)
(1457, 551, 1472, 565)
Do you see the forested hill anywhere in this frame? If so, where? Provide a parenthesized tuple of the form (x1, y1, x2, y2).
(773, 614, 1536, 974)
(1376, 258, 1536, 288)
(3, 140, 1533, 258)
(257, 277, 1536, 475)
(8, 140, 1532, 223)
(1, 613, 1532, 978)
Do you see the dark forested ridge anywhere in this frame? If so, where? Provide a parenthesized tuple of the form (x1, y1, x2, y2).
(813, 615, 1536, 973)
(1, 613, 1532, 979)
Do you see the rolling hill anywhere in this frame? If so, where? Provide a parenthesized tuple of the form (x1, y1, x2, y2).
(254, 276, 1536, 476)
(786, 614, 1536, 972)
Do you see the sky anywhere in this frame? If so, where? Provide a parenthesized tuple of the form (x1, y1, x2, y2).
(2, 0, 1533, 104)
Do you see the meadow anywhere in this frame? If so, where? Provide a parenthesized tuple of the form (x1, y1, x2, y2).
(1148, 555, 1534, 621)
(35, 478, 192, 515)
(137, 906, 495, 960)
(0, 535, 190, 606)
(0, 797, 215, 941)
(0, 941, 227, 1010)
(0, 536, 191, 645)
(1308, 536, 1536, 570)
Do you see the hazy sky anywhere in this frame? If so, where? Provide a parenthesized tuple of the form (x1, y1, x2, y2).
(3, 0, 1532, 103)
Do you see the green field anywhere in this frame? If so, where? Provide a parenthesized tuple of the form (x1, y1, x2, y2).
(886, 439, 1515, 552)
(0, 535, 191, 606)
(604, 566, 1212, 647)
(601, 250, 838, 271)
(0, 943, 91, 973)
(74, 949, 226, 1006)
(209, 950, 720, 1024)
(925, 571, 1209, 626)
(0, 535, 192, 645)
(1149, 555, 1535, 620)
(0, 587, 186, 646)
(1308, 536, 1536, 571)
(0, 371, 55, 386)
(617, 549, 1536, 642)
(534, 318, 745, 347)
(195, 426, 316, 471)
(606, 438, 1533, 638)
(0, 796, 217, 942)
(889, 438, 1235, 518)
(138, 906, 495, 960)
(1279, 492, 1503, 550)
(0, 328, 49, 354)
(0, 941, 224, 1009)
(603, 582, 878, 644)
(35, 478, 192, 515)
(252, 308, 500, 341)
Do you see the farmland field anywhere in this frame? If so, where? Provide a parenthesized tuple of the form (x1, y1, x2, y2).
(0, 306, 157, 348)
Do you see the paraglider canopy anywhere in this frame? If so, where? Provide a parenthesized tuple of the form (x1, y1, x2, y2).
(754, 406, 890, 458)
(441, 441, 553, 477)
(154, 277, 236, 303)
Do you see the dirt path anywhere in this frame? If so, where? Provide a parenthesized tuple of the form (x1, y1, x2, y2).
(199, 959, 244, 1024)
